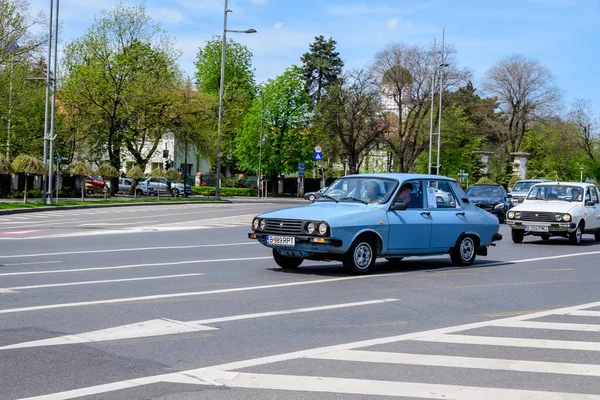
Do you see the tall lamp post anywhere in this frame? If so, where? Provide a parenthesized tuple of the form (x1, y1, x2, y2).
(215, 0, 256, 200)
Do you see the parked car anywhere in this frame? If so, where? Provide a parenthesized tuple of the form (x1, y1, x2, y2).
(465, 184, 511, 223)
(129, 179, 156, 196)
(304, 187, 327, 202)
(248, 173, 502, 274)
(506, 181, 600, 244)
(118, 178, 133, 194)
(168, 180, 192, 197)
(140, 178, 169, 195)
(509, 179, 551, 206)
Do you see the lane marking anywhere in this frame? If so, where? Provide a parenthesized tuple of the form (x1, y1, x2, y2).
(77, 221, 159, 227)
(0, 273, 203, 293)
(482, 310, 547, 318)
(18, 300, 600, 400)
(1, 299, 398, 350)
(0, 242, 258, 259)
(0, 256, 271, 277)
(310, 349, 600, 377)
(0, 229, 48, 235)
(563, 310, 600, 317)
(413, 334, 600, 351)
(1, 261, 62, 266)
(490, 320, 600, 332)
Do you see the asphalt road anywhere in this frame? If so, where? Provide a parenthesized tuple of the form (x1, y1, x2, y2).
(1, 202, 600, 399)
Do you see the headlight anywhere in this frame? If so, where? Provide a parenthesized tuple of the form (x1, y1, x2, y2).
(318, 222, 328, 235)
(507, 211, 515, 219)
(307, 222, 315, 234)
(494, 203, 504, 210)
(259, 219, 266, 230)
(562, 214, 571, 222)
(554, 213, 562, 222)
(514, 212, 521, 219)
(252, 218, 260, 230)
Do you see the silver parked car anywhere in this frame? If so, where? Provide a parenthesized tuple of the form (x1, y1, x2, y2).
(120, 178, 155, 196)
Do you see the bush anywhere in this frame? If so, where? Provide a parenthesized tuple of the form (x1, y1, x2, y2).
(507, 175, 520, 189)
(8, 189, 44, 199)
(191, 186, 257, 197)
(476, 177, 497, 185)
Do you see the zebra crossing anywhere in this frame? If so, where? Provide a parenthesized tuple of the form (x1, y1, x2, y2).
(24, 300, 600, 399)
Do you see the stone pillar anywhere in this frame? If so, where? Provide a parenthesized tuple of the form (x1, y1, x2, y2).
(510, 152, 530, 179)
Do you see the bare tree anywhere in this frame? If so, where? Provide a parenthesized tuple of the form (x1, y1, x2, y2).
(483, 54, 560, 153)
(0, 0, 46, 64)
(314, 69, 390, 175)
(567, 98, 598, 165)
(371, 42, 470, 172)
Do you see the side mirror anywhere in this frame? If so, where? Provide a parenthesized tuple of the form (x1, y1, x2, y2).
(390, 201, 407, 211)
(461, 197, 470, 203)
(508, 188, 512, 192)
(585, 200, 596, 206)
(507, 194, 512, 198)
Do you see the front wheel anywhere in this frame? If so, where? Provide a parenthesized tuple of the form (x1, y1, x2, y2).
(343, 237, 376, 274)
(450, 235, 476, 266)
(569, 223, 583, 245)
(308, 194, 316, 202)
(171, 188, 179, 197)
(511, 229, 524, 244)
(272, 249, 303, 269)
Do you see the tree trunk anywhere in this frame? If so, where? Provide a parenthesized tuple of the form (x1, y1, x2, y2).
(23, 177, 28, 203)
(80, 177, 85, 202)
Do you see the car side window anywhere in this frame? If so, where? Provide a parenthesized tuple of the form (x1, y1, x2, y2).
(593, 188, 600, 203)
(426, 180, 458, 209)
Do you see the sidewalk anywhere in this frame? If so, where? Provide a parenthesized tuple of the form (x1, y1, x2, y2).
(0, 195, 307, 215)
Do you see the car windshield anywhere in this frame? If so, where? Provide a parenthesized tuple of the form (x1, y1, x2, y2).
(526, 185, 583, 201)
(513, 181, 538, 191)
(319, 176, 398, 204)
(466, 185, 504, 198)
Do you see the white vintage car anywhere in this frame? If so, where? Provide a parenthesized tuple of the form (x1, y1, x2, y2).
(506, 182, 600, 244)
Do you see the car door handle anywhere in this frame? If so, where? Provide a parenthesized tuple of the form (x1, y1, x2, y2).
(455, 212, 465, 216)
(420, 211, 431, 216)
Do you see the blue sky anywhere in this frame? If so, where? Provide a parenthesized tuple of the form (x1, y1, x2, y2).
(30, 0, 600, 119)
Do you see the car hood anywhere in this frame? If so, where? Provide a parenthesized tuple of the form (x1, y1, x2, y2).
(257, 202, 379, 221)
(468, 196, 504, 204)
(511, 201, 578, 213)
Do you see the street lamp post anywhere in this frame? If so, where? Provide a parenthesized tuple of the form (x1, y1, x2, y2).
(257, 92, 264, 199)
(580, 167, 583, 183)
(215, 0, 256, 200)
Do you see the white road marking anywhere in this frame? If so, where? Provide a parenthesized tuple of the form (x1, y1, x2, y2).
(0, 256, 271, 277)
(1, 261, 62, 266)
(414, 334, 600, 351)
(490, 320, 600, 332)
(16, 300, 600, 400)
(311, 350, 600, 377)
(76, 221, 159, 227)
(0, 242, 257, 259)
(564, 310, 600, 317)
(1, 299, 398, 350)
(0, 273, 203, 293)
(0, 274, 387, 314)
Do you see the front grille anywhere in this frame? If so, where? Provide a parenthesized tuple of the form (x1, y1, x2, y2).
(264, 219, 303, 235)
(474, 203, 495, 211)
(520, 211, 555, 222)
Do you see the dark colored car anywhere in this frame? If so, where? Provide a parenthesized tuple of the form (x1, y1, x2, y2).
(465, 184, 512, 223)
(304, 187, 327, 202)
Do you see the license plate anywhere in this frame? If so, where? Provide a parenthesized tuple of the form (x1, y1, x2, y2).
(525, 225, 548, 232)
(266, 235, 295, 247)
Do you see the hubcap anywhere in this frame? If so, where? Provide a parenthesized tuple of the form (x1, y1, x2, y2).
(460, 238, 474, 262)
(354, 243, 372, 270)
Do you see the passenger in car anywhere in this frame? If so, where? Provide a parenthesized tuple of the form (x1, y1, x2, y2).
(396, 183, 420, 208)
(571, 188, 582, 201)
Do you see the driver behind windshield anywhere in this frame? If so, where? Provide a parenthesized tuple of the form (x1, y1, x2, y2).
(362, 181, 381, 202)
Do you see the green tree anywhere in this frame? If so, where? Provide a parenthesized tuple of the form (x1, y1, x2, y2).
(127, 165, 145, 199)
(60, 3, 180, 193)
(0, 154, 11, 173)
(300, 35, 344, 106)
(12, 154, 44, 202)
(235, 66, 312, 193)
(97, 163, 118, 199)
(149, 167, 165, 200)
(313, 69, 390, 174)
(0, 0, 46, 65)
(67, 161, 92, 202)
(194, 39, 255, 174)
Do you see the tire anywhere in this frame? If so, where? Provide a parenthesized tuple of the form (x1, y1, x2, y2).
(450, 235, 477, 266)
(595, 231, 600, 242)
(511, 229, 524, 244)
(272, 248, 303, 269)
(171, 188, 179, 197)
(569, 222, 583, 245)
(136, 189, 143, 197)
(343, 237, 376, 274)
(308, 194, 316, 202)
(541, 234, 550, 241)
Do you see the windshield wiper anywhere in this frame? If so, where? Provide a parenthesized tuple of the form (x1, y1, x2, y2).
(318, 194, 339, 203)
(339, 197, 367, 204)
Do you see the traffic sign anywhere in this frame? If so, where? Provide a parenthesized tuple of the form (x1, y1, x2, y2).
(298, 162, 305, 177)
(313, 152, 322, 161)
(314, 145, 322, 153)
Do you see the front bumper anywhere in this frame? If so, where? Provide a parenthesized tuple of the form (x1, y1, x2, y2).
(506, 220, 576, 233)
(248, 232, 342, 247)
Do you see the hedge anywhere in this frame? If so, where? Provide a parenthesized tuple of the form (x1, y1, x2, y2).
(191, 186, 257, 197)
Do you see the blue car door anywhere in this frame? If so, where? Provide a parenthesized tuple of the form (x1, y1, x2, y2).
(387, 180, 432, 253)
(425, 179, 467, 251)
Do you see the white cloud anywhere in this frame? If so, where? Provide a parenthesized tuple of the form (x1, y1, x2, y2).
(274, 22, 283, 29)
(387, 18, 398, 29)
(251, 0, 268, 4)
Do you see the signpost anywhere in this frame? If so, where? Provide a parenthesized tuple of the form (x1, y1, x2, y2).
(298, 162, 305, 199)
(458, 170, 469, 188)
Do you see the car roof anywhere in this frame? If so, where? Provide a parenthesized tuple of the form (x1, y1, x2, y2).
(342, 173, 457, 182)
(532, 181, 595, 187)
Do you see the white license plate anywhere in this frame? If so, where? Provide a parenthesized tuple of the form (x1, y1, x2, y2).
(525, 225, 548, 232)
(266, 235, 295, 247)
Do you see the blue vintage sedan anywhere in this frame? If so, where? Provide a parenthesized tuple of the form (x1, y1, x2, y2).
(248, 173, 502, 274)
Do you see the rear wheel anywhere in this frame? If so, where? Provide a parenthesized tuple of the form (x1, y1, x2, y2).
(569, 222, 583, 245)
(541, 234, 550, 241)
(450, 235, 477, 266)
(136, 189, 143, 197)
(595, 231, 600, 242)
(511, 229, 524, 244)
(272, 248, 303, 269)
(343, 237, 376, 274)
(308, 194, 316, 202)
(171, 188, 179, 197)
